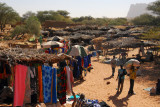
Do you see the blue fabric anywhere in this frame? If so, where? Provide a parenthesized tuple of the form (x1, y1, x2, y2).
(52, 68, 57, 103)
(92, 51, 96, 57)
(84, 56, 89, 68)
(77, 66, 80, 78)
(62, 48, 64, 53)
(55, 50, 57, 54)
(48, 48, 51, 54)
(42, 65, 53, 103)
(76, 56, 82, 66)
(88, 54, 92, 64)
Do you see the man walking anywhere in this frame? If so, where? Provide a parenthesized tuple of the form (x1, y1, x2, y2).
(111, 56, 116, 76)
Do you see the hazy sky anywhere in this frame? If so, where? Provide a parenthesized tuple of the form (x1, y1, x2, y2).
(0, 0, 156, 18)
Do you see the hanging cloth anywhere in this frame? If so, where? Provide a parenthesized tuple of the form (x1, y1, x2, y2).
(23, 68, 31, 104)
(13, 64, 28, 107)
(29, 66, 37, 104)
(65, 66, 74, 95)
(42, 65, 53, 103)
(72, 61, 78, 78)
(0, 62, 4, 79)
(84, 56, 89, 68)
(76, 56, 82, 66)
(81, 58, 84, 67)
(38, 65, 43, 102)
(88, 54, 92, 64)
(57, 61, 67, 105)
(52, 68, 57, 103)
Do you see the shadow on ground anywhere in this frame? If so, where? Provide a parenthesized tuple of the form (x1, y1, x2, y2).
(73, 79, 86, 87)
(108, 93, 132, 107)
(104, 75, 113, 80)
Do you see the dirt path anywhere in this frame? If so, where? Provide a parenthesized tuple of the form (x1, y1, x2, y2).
(73, 49, 160, 107)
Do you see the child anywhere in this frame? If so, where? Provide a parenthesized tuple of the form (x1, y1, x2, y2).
(116, 65, 127, 94)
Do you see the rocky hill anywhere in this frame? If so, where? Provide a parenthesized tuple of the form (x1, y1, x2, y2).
(127, 3, 154, 18)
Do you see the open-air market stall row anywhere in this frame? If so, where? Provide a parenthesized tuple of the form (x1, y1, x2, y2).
(0, 48, 91, 106)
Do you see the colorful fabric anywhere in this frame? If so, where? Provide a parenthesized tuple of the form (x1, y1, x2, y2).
(42, 65, 53, 103)
(81, 58, 84, 67)
(76, 56, 82, 66)
(65, 66, 74, 95)
(13, 64, 28, 106)
(23, 68, 31, 104)
(57, 66, 66, 105)
(52, 68, 57, 103)
(29, 66, 37, 103)
(84, 56, 89, 68)
(88, 54, 92, 64)
(38, 65, 43, 102)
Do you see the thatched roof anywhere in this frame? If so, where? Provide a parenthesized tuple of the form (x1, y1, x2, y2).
(92, 37, 107, 42)
(0, 48, 74, 65)
(102, 37, 139, 49)
(102, 37, 158, 49)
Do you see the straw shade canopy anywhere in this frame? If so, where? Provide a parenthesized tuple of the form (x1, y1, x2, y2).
(42, 41, 64, 48)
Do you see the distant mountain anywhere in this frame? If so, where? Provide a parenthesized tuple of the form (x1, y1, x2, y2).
(127, 3, 154, 19)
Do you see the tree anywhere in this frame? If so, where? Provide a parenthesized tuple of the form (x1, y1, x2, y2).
(22, 11, 36, 20)
(0, 2, 20, 31)
(131, 14, 155, 25)
(11, 25, 26, 37)
(25, 16, 41, 36)
(57, 10, 70, 17)
(36, 10, 73, 23)
(148, 0, 160, 15)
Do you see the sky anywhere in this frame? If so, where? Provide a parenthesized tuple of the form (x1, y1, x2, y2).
(0, 0, 157, 18)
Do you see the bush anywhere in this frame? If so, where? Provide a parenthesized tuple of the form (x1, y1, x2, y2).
(131, 14, 156, 25)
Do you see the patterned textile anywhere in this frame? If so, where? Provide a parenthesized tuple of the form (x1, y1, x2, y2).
(29, 66, 37, 103)
(52, 68, 57, 103)
(57, 66, 66, 105)
(23, 68, 31, 104)
(42, 65, 53, 103)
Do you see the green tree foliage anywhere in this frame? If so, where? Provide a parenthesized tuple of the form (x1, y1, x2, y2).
(22, 11, 36, 20)
(11, 16, 41, 37)
(25, 16, 41, 36)
(11, 25, 26, 37)
(109, 18, 127, 25)
(148, 0, 160, 15)
(72, 17, 127, 26)
(57, 10, 70, 18)
(0, 2, 20, 31)
(131, 14, 156, 25)
(36, 10, 73, 23)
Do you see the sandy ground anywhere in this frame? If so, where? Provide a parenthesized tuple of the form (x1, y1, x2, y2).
(72, 48, 160, 107)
